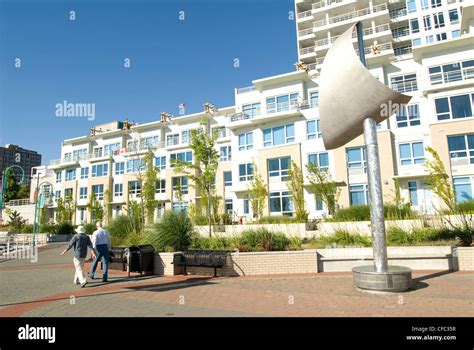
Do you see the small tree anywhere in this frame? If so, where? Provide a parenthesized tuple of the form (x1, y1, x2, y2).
(307, 163, 340, 216)
(3, 168, 20, 202)
(173, 119, 220, 237)
(137, 150, 158, 225)
(247, 163, 268, 221)
(86, 191, 103, 223)
(424, 146, 472, 246)
(6, 209, 26, 230)
(56, 195, 75, 223)
(286, 161, 308, 222)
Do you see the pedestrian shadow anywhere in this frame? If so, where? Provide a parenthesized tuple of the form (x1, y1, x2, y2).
(123, 276, 218, 293)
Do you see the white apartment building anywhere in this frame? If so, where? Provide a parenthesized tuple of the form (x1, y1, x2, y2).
(31, 0, 474, 225)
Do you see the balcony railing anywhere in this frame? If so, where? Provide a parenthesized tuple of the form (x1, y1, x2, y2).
(230, 112, 253, 122)
(166, 136, 180, 147)
(314, 24, 390, 48)
(429, 67, 474, 85)
(236, 86, 256, 94)
(298, 28, 314, 37)
(391, 80, 418, 93)
(394, 45, 412, 56)
(300, 46, 316, 55)
(313, 3, 387, 28)
(392, 26, 410, 39)
(389, 8, 407, 19)
(267, 100, 299, 114)
(297, 9, 312, 19)
(312, 0, 346, 11)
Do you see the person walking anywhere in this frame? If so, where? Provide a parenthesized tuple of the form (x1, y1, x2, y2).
(88, 221, 112, 282)
(60, 226, 96, 288)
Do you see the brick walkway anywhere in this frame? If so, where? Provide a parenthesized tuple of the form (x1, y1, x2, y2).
(0, 245, 473, 317)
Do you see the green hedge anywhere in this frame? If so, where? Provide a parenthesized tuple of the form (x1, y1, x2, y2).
(331, 204, 416, 222)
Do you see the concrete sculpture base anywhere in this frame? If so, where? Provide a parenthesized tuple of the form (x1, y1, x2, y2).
(352, 265, 412, 292)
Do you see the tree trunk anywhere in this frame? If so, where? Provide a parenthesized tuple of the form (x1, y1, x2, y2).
(208, 189, 212, 238)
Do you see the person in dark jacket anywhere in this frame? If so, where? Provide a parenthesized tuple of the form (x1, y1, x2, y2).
(60, 226, 96, 288)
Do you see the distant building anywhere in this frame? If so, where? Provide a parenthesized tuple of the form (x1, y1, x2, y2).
(0, 144, 42, 184)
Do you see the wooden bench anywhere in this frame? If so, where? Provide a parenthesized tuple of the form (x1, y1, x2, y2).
(174, 250, 228, 277)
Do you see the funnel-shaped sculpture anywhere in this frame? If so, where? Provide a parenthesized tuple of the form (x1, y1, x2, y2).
(319, 23, 412, 150)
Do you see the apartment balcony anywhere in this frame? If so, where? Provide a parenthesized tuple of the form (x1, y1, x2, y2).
(388, 7, 408, 22)
(312, 0, 356, 13)
(49, 155, 87, 169)
(391, 26, 411, 42)
(120, 141, 166, 156)
(298, 27, 315, 40)
(236, 86, 256, 94)
(311, 23, 392, 54)
(313, 4, 389, 32)
(422, 66, 474, 95)
(166, 136, 191, 150)
(299, 45, 317, 59)
(297, 9, 313, 23)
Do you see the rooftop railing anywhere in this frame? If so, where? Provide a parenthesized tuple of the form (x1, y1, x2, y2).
(236, 86, 256, 94)
(313, 3, 387, 28)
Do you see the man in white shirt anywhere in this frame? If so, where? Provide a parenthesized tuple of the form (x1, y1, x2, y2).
(88, 221, 112, 282)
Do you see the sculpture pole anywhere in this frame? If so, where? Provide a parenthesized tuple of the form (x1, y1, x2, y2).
(356, 22, 389, 273)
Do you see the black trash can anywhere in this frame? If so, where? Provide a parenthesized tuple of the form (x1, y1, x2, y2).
(125, 244, 155, 277)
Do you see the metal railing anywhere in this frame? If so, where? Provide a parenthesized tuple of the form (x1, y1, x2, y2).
(312, 0, 346, 11)
(5, 199, 31, 207)
(389, 8, 408, 19)
(236, 86, 256, 94)
(300, 46, 316, 55)
(429, 67, 474, 85)
(298, 28, 314, 36)
(266, 100, 299, 114)
(391, 80, 418, 93)
(314, 24, 390, 48)
(230, 112, 253, 122)
(297, 9, 313, 19)
(313, 3, 387, 28)
(394, 46, 412, 56)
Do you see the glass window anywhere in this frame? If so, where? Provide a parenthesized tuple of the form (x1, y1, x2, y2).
(225, 198, 233, 213)
(80, 167, 89, 179)
(448, 134, 474, 164)
(114, 183, 123, 197)
(172, 177, 188, 194)
(243, 196, 249, 215)
(64, 188, 73, 199)
(346, 147, 367, 172)
(452, 30, 460, 38)
(155, 179, 166, 194)
(307, 120, 322, 140)
(435, 94, 473, 120)
(79, 187, 87, 200)
(55, 171, 62, 183)
(308, 152, 329, 170)
(263, 124, 295, 147)
(453, 177, 473, 203)
(316, 196, 324, 211)
(91, 163, 108, 177)
(239, 163, 254, 182)
(115, 162, 124, 175)
(242, 103, 261, 118)
(266, 93, 299, 113)
(268, 157, 291, 181)
(449, 9, 459, 24)
(172, 201, 189, 213)
(410, 19, 419, 34)
(310, 91, 319, 108)
(408, 181, 418, 206)
(433, 12, 445, 28)
(407, 0, 416, 13)
(397, 104, 420, 128)
(91, 184, 104, 200)
(154, 156, 166, 170)
(55, 190, 61, 200)
(220, 146, 232, 162)
(166, 134, 179, 147)
(65, 168, 76, 181)
(269, 191, 293, 215)
(399, 142, 425, 165)
(238, 132, 253, 151)
(128, 181, 141, 197)
(349, 185, 369, 206)
(224, 171, 232, 186)
(170, 151, 192, 167)
(104, 142, 121, 156)
(391, 74, 418, 93)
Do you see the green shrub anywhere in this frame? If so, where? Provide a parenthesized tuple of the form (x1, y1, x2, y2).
(191, 215, 208, 226)
(384, 204, 417, 220)
(20, 224, 34, 233)
(257, 215, 299, 224)
(387, 227, 413, 245)
(315, 229, 371, 247)
(39, 224, 56, 233)
(83, 223, 96, 235)
(332, 206, 371, 222)
(240, 228, 291, 251)
(190, 236, 234, 250)
(106, 216, 135, 241)
(271, 233, 291, 251)
(454, 200, 474, 214)
(147, 211, 193, 251)
(56, 222, 75, 235)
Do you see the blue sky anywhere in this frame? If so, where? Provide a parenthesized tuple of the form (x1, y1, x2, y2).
(0, 0, 297, 163)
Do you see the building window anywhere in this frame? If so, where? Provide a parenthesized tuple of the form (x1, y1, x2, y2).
(126, 159, 145, 173)
(399, 141, 425, 165)
(114, 183, 123, 197)
(55, 172, 62, 183)
(431, 0, 442, 8)
(170, 151, 192, 167)
(308, 152, 329, 171)
(91, 184, 104, 200)
(93, 146, 103, 158)
(172, 201, 189, 213)
(408, 181, 418, 206)
(238, 132, 253, 151)
(128, 181, 141, 197)
(166, 133, 179, 147)
(407, 0, 416, 13)
(64, 188, 73, 199)
(212, 126, 227, 139)
(410, 19, 419, 34)
(310, 91, 319, 108)
(347, 147, 367, 173)
(224, 171, 232, 186)
(448, 134, 474, 164)
(268, 157, 291, 181)
(316, 196, 324, 211)
(172, 176, 188, 194)
(433, 12, 445, 28)
(220, 146, 232, 162)
(239, 163, 254, 182)
(225, 198, 233, 213)
(243, 195, 250, 215)
(79, 187, 87, 200)
(266, 93, 299, 114)
(428, 60, 474, 85)
(453, 177, 473, 203)
(307, 120, 322, 140)
(421, 0, 429, 10)
(181, 130, 192, 144)
(154, 156, 166, 170)
(435, 93, 473, 120)
(80, 167, 89, 179)
(91, 163, 109, 177)
(242, 103, 261, 118)
(350, 185, 369, 206)
(436, 33, 447, 42)
(263, 124, 295, 147)
(449, 9, 459, 24)
(397, 104, 420, 128)
(78, 208, 86, 224)
(65, 168, 76, 181)
(55, 190, 61, 200)
(391, 74, 417, 93)
(115, 162, 125, 175)
(155, 179, 166, 194)
(452, 30, 460, 38)
(269, 191, 293, 216)
(104, 142, 121, 156)
(156, 203, 165, 219)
